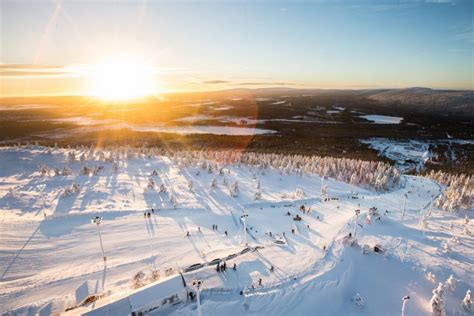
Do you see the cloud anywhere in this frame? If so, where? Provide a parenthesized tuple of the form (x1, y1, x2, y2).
(0, 64, 77, 78)
(233, 82, 300, 86)
(195, 78, 302, 87)
(203, 80, 229, 84)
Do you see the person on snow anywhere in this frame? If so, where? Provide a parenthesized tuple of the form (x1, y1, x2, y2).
(186, 231, 190, 237)
(225, 230, 228, 236)
(270, 266, 274, 272)
(258, 278, 262, 286)
(233, 263, 237, 271)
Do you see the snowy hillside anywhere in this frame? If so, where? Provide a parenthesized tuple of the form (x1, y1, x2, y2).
(0, 146, 472, 315)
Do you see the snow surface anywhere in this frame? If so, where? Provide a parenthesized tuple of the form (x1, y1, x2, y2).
(0, 147, 472, 315)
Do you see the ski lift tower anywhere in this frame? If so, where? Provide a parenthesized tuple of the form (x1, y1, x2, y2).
(402, 193, 407, 219)
(353, 209, 361, 238)
(91, 216, 106, 263)
(401, 295, 410, 316)
(241, 213, 249, 246)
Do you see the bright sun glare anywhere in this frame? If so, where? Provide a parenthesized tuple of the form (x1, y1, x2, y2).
(88, 58, 155, 101)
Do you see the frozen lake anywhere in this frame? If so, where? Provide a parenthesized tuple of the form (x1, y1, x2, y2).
(360, 115, 403, 124)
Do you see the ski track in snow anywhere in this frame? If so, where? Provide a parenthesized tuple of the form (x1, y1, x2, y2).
(0, 147, 472, 315)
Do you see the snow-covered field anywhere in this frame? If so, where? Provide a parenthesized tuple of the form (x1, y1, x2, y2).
(0, 147, 472, 315)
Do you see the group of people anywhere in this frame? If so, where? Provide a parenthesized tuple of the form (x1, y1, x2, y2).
(217, 261, 237, 272)
(143, 208, 155, 218)
(299, 205, 312, 214)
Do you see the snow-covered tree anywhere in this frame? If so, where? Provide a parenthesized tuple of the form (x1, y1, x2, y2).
(147, 178, 155, 190)
(62, 166, 72, 176)
(427, 272, 437, 283)
(321, 184, 328, 198)
(63, 183, 80, 196)
(159, 184, 167, 193)
(461, 289, 472, 312)
(38, 164, 49, 177)
(445, 275, 455, 293)
(352, 293, 364, 307)
(170, 195, 178, 209)
(464, 226, 472, 236)
(67, 151, 76, 163)
(132, 271, 146, 289)
(430, 282, 446, 316)
(428, 170, 473, 212)
(294, 188, 305, 199)
(442, 241, 449, 253)
(230, 181, 239, 197)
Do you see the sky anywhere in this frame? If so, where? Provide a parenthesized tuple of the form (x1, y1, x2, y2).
(0, 0, 473, 97)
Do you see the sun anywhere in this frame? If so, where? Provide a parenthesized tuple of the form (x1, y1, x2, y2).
(88, 57, 156, 101)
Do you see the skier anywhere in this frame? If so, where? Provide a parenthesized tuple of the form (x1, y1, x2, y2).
(147, 212, 151, 218)
(258, 278, 262, 286)
(151, 208, 154, 214)
(225, 230, 228, 236)
(270, 265, 274, 272)
(186, 231, 190, 237)
(233, 263, 237, 270)
(198, 226, 201, 232)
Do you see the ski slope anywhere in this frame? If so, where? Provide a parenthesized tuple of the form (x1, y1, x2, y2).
(0, 146, 472, 315)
